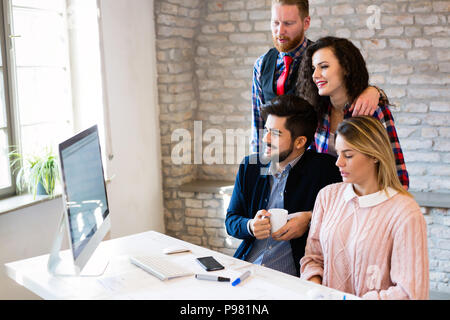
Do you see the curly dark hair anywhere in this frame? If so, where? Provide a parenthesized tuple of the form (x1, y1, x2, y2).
(296, 36, 373, 126)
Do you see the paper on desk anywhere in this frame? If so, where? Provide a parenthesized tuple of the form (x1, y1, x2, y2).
(96, 268, 165, 299)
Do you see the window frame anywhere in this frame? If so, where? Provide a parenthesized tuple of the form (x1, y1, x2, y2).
(0, 0, 17, 199)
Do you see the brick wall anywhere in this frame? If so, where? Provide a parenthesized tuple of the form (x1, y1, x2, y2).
(425, 207, 450, 292)
(175, 190, 238, 256)
(155, 0, 450, 293)
(155, 0, 201, 227)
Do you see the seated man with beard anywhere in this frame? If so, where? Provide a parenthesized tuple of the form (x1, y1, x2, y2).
(225, 95, 342, 276)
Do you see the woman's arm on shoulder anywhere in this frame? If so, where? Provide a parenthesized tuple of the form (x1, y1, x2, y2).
(350, 86, 387, 116)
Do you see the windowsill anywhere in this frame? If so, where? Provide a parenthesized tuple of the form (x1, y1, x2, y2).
(0, 193, 62, 215)
(179, 180, 450, 209)
(409, 191, 450, 209)
(179, 180, 235, 195)
(0, 178, 113, 215)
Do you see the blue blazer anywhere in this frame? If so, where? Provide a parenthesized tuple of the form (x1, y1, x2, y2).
(225, 150, 342, 276)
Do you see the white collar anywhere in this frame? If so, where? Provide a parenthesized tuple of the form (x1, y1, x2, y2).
(343, 183, 398, 208)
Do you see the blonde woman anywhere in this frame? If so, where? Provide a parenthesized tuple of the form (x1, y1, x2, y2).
(300, 116, 429, 300)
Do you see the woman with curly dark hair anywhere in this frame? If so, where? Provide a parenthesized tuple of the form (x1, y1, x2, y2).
(296, 36, 409, 189)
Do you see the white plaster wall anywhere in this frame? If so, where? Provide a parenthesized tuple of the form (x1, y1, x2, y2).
(97, 0, 164, 238)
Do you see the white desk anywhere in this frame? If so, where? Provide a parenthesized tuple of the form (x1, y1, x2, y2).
(5, 231, 359, 300)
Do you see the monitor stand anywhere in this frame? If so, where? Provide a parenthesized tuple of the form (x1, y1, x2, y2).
(47, 210, 109, 277)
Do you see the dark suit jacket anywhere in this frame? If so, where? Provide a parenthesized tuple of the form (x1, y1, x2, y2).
(225, 150, 342, 276)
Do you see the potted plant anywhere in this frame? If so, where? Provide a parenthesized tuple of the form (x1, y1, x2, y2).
(9, 148, 60, 199)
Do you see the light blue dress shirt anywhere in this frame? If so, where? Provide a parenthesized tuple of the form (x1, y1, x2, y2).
(245, 155, 302, 276)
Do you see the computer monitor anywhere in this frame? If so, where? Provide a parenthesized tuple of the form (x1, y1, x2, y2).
(48, 125, 111, 276)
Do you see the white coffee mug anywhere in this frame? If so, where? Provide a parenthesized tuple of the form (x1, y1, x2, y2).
(268, 208, 288, 233)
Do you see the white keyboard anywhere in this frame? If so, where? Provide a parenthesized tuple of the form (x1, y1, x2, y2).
(130, 255, 193, 281)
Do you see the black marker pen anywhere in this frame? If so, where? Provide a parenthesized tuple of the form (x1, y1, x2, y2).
(195, 274, 230, 282)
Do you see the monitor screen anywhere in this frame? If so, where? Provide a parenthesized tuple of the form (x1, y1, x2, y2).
(59, 125, 109, 260)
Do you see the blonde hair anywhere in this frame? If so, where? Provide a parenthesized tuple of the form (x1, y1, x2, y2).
(272, 0, 309, 18)
(336, 116, 411, 196)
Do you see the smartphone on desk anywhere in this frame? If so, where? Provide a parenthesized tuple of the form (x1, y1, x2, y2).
(196, 256, 225, 271)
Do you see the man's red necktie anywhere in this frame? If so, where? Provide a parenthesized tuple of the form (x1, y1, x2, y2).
(276, 55, 293, 96)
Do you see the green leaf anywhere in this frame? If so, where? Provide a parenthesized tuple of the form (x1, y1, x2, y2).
(8, 147, 60, 199)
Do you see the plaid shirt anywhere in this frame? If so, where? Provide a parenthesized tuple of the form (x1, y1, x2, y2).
(251, 38, 309, 153)
(310, 103, 410, 189)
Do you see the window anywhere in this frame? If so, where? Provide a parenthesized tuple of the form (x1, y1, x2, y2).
(0, 0, 105, 199)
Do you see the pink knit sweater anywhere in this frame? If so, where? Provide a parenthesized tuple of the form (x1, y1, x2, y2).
(300, 183, 429, 300)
